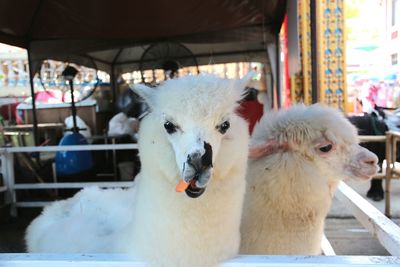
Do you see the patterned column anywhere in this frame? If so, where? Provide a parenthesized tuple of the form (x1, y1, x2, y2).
(294, 0, 347, 110)
(316, 0, 347, 110)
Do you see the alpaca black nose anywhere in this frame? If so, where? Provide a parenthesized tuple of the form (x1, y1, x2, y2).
(187, 142, 213, 171)
(201, 142, 213, 168)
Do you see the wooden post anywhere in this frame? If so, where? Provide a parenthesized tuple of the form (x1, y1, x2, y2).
(298, 0, 312, 104)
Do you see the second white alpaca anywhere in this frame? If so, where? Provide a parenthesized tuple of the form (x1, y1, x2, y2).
(240, 104, 379, 255)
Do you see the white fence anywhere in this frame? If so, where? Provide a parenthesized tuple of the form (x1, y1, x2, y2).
(0, 254, 400, 267)
(0, 144, 137, 215)
(1, 144, 400, 265)
(336, 182, 400, 256)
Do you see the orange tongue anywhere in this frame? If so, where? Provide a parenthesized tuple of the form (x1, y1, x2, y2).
(175, 179, 189, 192)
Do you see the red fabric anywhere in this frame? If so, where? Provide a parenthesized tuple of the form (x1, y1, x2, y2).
(281, 15, 291, 108)
(0, 102, 19, 121)
(237, 100, 263, 135)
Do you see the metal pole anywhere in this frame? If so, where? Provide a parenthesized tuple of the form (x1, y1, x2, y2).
(27, 47, 39, 146)
(110, 65, 117, 112)
(110, 48, 123, 113)
(69, 81, 78, 132)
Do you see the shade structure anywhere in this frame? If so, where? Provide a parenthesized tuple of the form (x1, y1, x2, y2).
(0, 0, 286, 74)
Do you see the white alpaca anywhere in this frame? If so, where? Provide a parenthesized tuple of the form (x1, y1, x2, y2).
(107, 112, 139, 138)
(240, 104, 379, 255)
(26, 73, 252, 267)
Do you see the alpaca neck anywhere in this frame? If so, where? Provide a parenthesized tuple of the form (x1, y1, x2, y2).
(126, 167, 245, 266)
(245, 168, 332, 227)
(248, 154, 334, 216)
(241, 156, 334, 255)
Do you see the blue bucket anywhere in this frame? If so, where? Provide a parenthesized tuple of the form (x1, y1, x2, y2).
(55, 132, 93, 177)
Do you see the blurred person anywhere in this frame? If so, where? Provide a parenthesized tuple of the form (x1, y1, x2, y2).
(352, 88, 363, 114)
(108, 112, 139, 139)
(393, 82, 400, 108)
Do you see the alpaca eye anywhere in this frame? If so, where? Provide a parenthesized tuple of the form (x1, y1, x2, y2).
(218, 121, 230, 134)
(319, 144, 333, 153)
(164, 121, 177, 134)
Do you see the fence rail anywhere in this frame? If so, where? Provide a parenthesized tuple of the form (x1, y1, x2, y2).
(0, 254, 400, 267)
(13, 181, 135, 190)
(0, 144, 138, 216)
(1, 143, 138, 152)
(335, 182, 400, 256)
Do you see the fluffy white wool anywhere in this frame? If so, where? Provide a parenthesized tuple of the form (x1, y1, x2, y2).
(107, 112, 138, 137)
(26, 73, 251, 267)
(240, 104, 378, 255)
(64, 115, 92, 140)
(26, 187, 136, 253)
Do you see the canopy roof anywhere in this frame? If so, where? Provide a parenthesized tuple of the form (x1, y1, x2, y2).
(0, 0, 286, 74)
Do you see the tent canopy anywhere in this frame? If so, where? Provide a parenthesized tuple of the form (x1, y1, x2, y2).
(0, 0, 286, 74)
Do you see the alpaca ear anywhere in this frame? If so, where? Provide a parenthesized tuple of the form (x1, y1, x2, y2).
(237, 71, 257, 91)
(235, 71, 257, 102)
(130, 83, 157, 109)
(249, 139, 289, 159)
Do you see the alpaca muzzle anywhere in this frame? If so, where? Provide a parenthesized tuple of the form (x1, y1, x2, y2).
(346, 145, 379, 180)
(183, 142, 213, 198)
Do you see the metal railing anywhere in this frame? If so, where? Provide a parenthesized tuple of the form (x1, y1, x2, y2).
(0, 254, 400, 267)
(384, 131, 400, 217)
(0, 144, 137, 216)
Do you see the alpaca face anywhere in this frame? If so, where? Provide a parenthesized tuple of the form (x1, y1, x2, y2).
(307, 136, 379, 182)
(160, 114, 232, 197)
(250, 104, 379, 183)
(132, 73, 253, 198)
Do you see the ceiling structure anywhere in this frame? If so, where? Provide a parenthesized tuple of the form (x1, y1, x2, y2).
(0, 0, 286, 74)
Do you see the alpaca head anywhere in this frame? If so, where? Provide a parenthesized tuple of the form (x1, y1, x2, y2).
(250, 104, 379, 183)
(132, 73, 252, 198)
